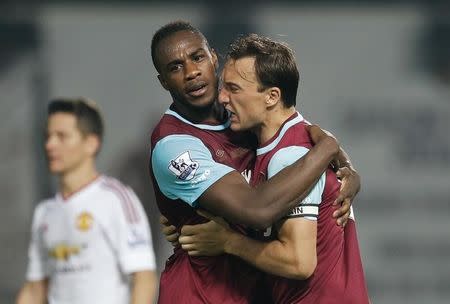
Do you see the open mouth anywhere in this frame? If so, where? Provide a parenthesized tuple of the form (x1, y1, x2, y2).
(228, 111, 237, 122)
(186, 82, 208, 97)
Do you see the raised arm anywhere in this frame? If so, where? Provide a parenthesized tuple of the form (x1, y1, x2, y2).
(152, 126, 337, 229)
(199, 134, 336, 228)
(179, 142, 327, 278)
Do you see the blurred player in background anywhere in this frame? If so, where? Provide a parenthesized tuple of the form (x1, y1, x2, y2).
(176, 34, 369, 303)
(16, 98, 157, 304)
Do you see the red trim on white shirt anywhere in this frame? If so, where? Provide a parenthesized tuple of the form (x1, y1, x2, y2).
(101, 178, 140, 223)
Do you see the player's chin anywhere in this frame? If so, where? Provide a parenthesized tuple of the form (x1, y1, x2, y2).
(187, 90, 215, 107)
(48, 163, 64, 174)
(229, 122, 244, 132)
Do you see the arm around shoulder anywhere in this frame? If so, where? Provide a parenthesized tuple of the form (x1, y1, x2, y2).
(199, 135, 339, 229)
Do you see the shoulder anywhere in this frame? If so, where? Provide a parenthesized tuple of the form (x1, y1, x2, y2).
(270, 146, 310, 164)
(31, 197, 57, 224)
(151, 134, 212, 166)
(267, 146, 310, 178)
(34, 197, 57, 213)
(154, 133, 206, 147)
(284, 121, 311, 146)
(97, 176, 135, 202)
(97, 176, 143, 223)
(151, 114, 193, 146)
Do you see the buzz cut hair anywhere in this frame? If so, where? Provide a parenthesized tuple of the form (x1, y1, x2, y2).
(151, 20, 210, 72)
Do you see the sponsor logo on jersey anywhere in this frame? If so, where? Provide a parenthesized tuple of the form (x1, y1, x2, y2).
(76, 212, 94, 231)
(49, 243, 82, 261)
(57, 264, 91, 273)
(168, 151, 199, 180)
(215, 149, 225, 158)
(191, 169, 210, 186)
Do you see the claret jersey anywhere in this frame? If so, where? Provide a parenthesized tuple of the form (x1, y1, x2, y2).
(150, 107, 261, 304)
(26, 175, 156, 304)
(251, 112, 369, 304)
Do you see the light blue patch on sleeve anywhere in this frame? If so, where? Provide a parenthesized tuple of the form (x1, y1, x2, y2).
(268, 146, 325, 220)
(151, 134, 234, 207)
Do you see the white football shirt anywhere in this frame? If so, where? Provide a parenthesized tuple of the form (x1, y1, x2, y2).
(26, 175, 156, 304)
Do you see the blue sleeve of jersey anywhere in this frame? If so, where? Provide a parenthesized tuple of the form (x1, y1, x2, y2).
(151, 134, 234, 207)
(267, 146, 326, 220)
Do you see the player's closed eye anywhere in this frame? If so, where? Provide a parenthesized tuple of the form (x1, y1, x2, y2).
(228, 84, 240, 93)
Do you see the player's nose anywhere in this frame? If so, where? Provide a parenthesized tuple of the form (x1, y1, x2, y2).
(218, 88, 230, 105)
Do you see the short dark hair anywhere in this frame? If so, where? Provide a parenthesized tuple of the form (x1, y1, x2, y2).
(227, 34, 299, 107)
(151, 20, 210, 73)
(48, 97, 104, 143)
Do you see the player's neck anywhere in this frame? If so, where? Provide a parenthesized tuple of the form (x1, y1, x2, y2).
(172, 101, 226, 125)
(257, 107, 296, 145)
(58, 160, 99, 199)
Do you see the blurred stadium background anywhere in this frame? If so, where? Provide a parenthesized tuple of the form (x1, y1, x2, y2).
(1, 0, 449, 303)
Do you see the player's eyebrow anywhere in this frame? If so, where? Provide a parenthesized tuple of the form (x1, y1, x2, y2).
(188, 48, 206, 57)
(223, 81, 242, 90)
(166, 47, 206, 68)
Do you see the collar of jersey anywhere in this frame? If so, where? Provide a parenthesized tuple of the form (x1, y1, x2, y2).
(256, 112, 304, 156)
(165, 109, 231, 131)
(56, 175, 103, 202)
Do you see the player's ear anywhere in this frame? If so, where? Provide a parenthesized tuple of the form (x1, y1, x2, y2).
(158, 74, 169, 91)
(211, 48, 219, 71)
(265, 87, 281, 108)
(85, 134, 100, 157)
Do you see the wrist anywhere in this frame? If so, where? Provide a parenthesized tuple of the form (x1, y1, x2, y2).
(224, 232, 244, 256)
(323, 137, 339, 157)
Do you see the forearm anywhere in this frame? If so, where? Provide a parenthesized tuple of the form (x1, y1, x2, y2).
(225, 232, 312, 280)
(130, 271, 158, 304)
(335, 147, 354, 169)
(209, 137, 338, 228)
(334, 147, 361, 195)
(16, 281, 47, 304)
